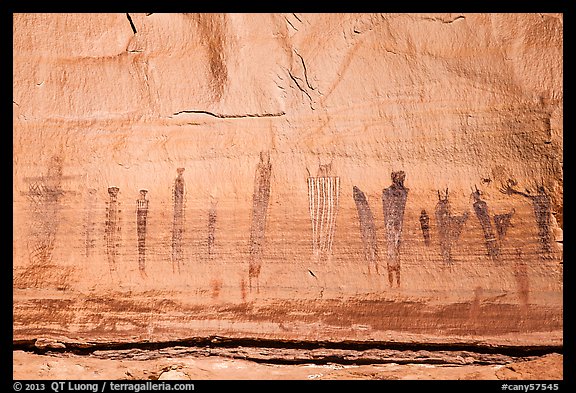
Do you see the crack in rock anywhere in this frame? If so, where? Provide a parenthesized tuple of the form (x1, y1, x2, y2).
(22, 345, 550, 368)
(421, 15, 466, 24)
(126, 13, 137, 34)
(287, 70, 314, 110)
(285, 17, 298, 31)
(294, 49, 315, 91)
(171, 110, 286, 119)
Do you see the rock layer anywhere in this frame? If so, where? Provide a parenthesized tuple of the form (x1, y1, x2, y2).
(12, 350, 563, 380)
(13, 13, 563, 357)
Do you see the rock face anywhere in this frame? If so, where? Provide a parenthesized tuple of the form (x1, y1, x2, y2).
(13, 13, 562, 353)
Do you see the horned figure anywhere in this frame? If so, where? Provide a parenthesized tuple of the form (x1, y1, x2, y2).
(435, 189, 469, 265)
(382, 171, 408, 288)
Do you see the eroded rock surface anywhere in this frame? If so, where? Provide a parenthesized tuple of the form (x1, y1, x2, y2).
(12, 350, 563, 380)
(13, 13, 563, 378)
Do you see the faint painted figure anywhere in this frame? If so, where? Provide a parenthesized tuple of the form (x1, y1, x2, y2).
(500, 180, 553, 255)
(248, 152, 272, 292)
(105, 186, 121, 276)
(352, 186, 380, 274)
(307, 163, 340, 262)
(382, 171, 408, 287)
(513, 249, 530, 310)
(17, 155, 75, 289)
(435, 189, 469, 265)
(471, 187, 499, 261)
(137, 189, 149, 277)
(172, 168, 185, 273)
(494, 209, 515, 241)
(207, 199, 217, 260)
(84, 188, 97, 257)
(22, 156, 65, 270)
(419, 209, 431, 246)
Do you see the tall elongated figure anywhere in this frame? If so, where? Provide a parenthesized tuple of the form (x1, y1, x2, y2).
(137, 189, 149, 278)
(248, 152, 272, 292)
(471, 188, 499, 260)
(172, 168, 185, 273)
(105, 186, 120, 276)
(382, 171, 408, 288)
(307, 163, 340, 262)
(353, 186, 380, 274)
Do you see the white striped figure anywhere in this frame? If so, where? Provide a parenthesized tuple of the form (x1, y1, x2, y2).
(307, 164, 340, 261)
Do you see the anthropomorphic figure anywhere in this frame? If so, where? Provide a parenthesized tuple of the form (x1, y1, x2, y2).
(137, 189, 149, 277)
(172, 168, 185, 272)
(105, 186, 120, 275)
(382, 171, 408, 287)
(471, 187, 499, 261)
(500, 180, 553, 255)
(419, 209, 431, 246)
(435, 189, 469, 265)
(353, 186, 380, 274)
(248, 152, 272, 293)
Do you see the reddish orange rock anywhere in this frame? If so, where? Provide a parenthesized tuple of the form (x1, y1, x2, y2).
(13, 13, 562, 364)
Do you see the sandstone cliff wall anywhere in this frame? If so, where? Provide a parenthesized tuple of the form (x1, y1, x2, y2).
(13, 13, 563, 347)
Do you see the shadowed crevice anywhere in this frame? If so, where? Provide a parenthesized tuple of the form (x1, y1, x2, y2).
(126, 13, 137, 34)
(13, 336, 562, 366)
(171, 110, 286, 119)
